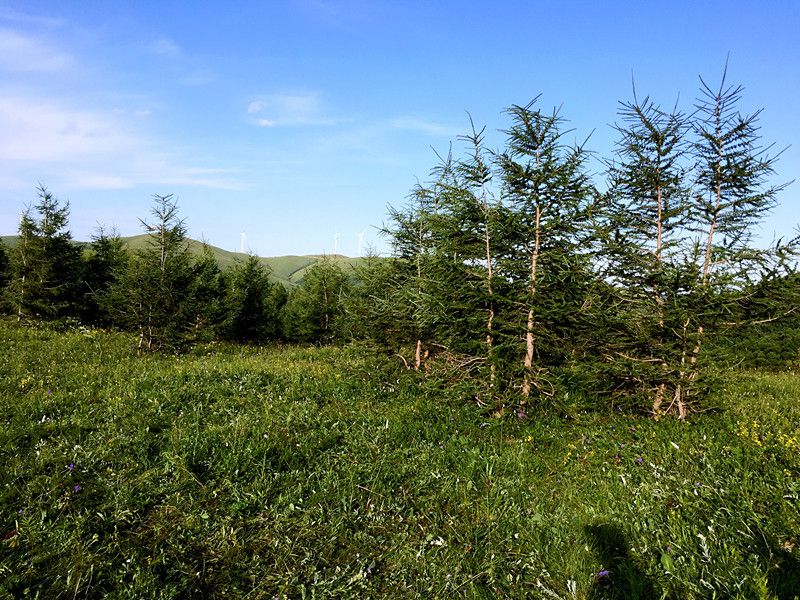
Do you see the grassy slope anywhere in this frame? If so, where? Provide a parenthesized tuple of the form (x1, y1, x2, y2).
(1, 321, 799, 598)
(0, 235, 364, 287)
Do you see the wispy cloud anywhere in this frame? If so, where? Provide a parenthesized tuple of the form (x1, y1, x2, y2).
(247, 92, 342, 127)
(148, 37, 181, 58)
(0, 28, 72, 72)
(0, 92, 247, 192)
(0, 9, 64, 28)
(388, 116, 460, 137)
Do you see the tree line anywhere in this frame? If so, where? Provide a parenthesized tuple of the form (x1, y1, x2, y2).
(1, 67, 798, 418)
(0, 190, 352, 350)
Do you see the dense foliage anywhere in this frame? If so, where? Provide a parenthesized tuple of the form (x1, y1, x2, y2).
(0, 69, 798, 417)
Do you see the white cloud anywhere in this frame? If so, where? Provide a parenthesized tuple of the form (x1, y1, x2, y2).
(0, 93, 247, 192)
(246, 92, 341, 127)
(0, 28, 72, 72)
(0, 96, 136, 162)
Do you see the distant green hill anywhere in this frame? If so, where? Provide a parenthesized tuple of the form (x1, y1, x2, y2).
(0, 234, 366, 287)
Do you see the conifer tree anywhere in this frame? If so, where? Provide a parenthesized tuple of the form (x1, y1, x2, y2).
(104, 194, 195, 352)
(282, 259, 350, 343)
(605, 66, 794, 416)
(220, 254, 282, 343)
(497, 100, 594, 398)
(6, 185, 82, 320)
(81, 227, 129, 325)
(604, 92, 691, 414)
(188, 244, 225, 340)
(0, 240, 9, 313)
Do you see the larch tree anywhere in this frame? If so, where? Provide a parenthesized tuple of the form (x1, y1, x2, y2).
(497, 99, 594, 399)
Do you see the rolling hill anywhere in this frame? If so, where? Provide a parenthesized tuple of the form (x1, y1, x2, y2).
(0, 234, 366, 287)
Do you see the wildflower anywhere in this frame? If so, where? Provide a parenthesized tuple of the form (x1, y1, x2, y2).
(596, 569, 610, 579)
(694, 482, 701, 488)
(73, 484, 82, 493)
(47, 389, 52, 395)
(666, 545, 672, 553)
(636, 456, 643, 465)
(67, 463, 75, 471)
(516, 409, 527, 420)
(17, 508, 23, 515)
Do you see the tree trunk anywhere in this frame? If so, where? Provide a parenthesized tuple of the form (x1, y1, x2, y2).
(522, 204, 542, 398)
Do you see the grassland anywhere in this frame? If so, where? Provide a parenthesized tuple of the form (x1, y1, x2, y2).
(1, 320, 799, 598)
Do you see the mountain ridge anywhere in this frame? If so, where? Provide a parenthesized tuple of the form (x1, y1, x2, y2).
(0, 234, 365, 287)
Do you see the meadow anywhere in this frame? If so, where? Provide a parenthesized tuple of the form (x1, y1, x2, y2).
(1, 319, 799, 599)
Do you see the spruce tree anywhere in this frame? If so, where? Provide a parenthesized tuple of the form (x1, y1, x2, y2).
(604, 92, 691, 415)
(104, 194, 195, 352)
(220, 254, 281, 343)
(81, 227, 129, 325)
(604, 66, 794, 417)
(497, 100, 595, 399)
(282, 259, 350, 343)
(6, 185, 82, 320)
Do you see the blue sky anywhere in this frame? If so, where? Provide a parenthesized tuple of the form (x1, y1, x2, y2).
(1, 0, 798, 256)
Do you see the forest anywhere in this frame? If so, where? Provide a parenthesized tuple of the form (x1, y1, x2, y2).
(2, 69, 800, 598)
(2, 70, 798, 418)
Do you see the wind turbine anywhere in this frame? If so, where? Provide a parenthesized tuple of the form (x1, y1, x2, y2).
(240, 232, 246, 253)
(333, 229, 340, 255)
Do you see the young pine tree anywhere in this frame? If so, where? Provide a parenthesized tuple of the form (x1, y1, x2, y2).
(220, 254, 282, 343)
(6, 185, 82, 320)
(104, 194, 195, 352)
(604, 92, 691, 415)
(80, 227, 129, 325)
(282, 259, 350, 343)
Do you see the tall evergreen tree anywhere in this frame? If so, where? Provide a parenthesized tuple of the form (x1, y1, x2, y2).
(220, 254, 282, 343)
(604, 66, 794, 417)
(604, 92, 692, 415)
(104, 194, 195, 352)
(497, 100, 595, 398)
(6, 185, 82, 320)
(81, 227, 129, 325)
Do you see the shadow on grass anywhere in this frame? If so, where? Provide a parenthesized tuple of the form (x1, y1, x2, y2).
(763, 536, 800, 600)
(585, 523, 660, 600)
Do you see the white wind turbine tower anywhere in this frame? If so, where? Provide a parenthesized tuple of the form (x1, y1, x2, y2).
(240, 232, 246, 253)
(333, 229, 340, 255)
(356, 230, 366, 257)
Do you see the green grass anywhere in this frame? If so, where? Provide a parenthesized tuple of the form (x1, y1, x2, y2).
(1, 320, 799, 598)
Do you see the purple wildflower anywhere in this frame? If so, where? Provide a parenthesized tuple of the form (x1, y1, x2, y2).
(73, 484, 82, 493)
(694, 482, 701, 488)
(636, 456, 644, 465)
(67, 463, 75, 471)
(666, 545, 672, 553)
(597, 569, 611, 578)
(47, 389, 52, 395)
(516, 409, 527, 420)
(17, 508, 23, 515)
